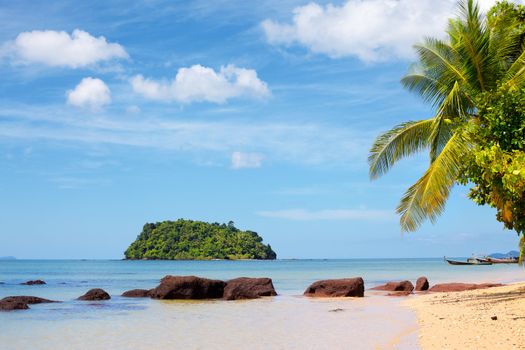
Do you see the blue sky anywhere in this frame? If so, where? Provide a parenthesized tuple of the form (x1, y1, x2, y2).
(0, 0, 520, 259)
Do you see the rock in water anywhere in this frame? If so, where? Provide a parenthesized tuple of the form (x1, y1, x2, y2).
(121, 289, 151, 298)
(1, 296, 57, 304)
(149, 276, 226, 299)
(0, 295, 56, 311)
(77, 288, 111, 300)
(21, 280, 46, 285)
(429, 283, 503, 292)
(223, 277, 277, 300)
(415, 277, 429, 291)
(0, 300, 29, 311)
(371, 280, 414, 292)
(304, 278, 364, 298)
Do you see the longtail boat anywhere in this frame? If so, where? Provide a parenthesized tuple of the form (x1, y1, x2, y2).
(482, 257, 519, 264)
(444, 257, 493, 265)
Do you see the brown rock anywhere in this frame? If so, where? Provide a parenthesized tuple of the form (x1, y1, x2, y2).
(21, 280, 46, 285)
(223, 277, 277, 300)
(77, 288, 111, 300)
(1, 296, 57, 304)
(429, 283, 503, 293)
(0, 300, 29, 311)
(0, 295, 56, 311)
(415, 277, 429, 291)
(121, 289, 151, 298)
(371, 280, 414, 292)
(387, 291, 413, 297)
(149, 276, 226, 299)
(304, 278, 364, 298)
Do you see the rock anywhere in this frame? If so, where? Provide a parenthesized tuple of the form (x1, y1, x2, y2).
(304, 278, 364, 298)
(415, 277, 429, 291)
(0, 300, 29, 311)
(77, 288, 111, 301)
(122, 289, 151, 298)
(491, 315, 498, 320)
(329, 308, 344, 312)
(387, 291, 413, 297)
(223, 277, 277, 300)
(429, 283, 503, 293)
(21, 280, 46, 285)
(1, 296, 56, 304)
(149, 276, 226, 299)
(371, 280, 414, 292)
(0, 296, 56, 311)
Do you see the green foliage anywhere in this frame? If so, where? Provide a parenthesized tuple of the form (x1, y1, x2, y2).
(458, 86, 525, 248)
(369, 0, 525, 232)
(476, 86, 525, 151)
(124, 219, 277, 260)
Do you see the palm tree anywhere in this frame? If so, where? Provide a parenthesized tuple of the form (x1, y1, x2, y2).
(368, 0, 525, 232)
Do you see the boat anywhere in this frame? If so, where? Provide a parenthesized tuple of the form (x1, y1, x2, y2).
(482, 256, 519, 264)
(444, 257, 493, 265)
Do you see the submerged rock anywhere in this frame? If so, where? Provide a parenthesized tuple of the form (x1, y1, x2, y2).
(386, 291, 413, 297)
(0, 295, 56, 311)
(223, 277, 277, 300)
(0, 300, 29, 311)
(149, 276, 226, 299)
(77, 288, 111, 301)
(371, 280, 414, 292)
(122, 289, 151, 298)
(21, 280, 46, 285)
(415, 277, 430, 291)
(304, 278, 364, 298)
(1, 296, 56, 304)
(429, 283, 503, 292)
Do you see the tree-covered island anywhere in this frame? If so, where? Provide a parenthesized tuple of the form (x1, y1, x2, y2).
(124, 219, 277, 260)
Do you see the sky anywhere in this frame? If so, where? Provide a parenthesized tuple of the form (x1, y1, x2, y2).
(0, 0, 521, 259)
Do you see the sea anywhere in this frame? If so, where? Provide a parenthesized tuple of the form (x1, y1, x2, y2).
(1, 259, 524, 350)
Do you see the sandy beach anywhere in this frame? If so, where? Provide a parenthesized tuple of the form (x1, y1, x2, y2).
(406, 282, 525, 350)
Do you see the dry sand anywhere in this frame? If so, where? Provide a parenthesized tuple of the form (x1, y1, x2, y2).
(405, 283, 525, 350)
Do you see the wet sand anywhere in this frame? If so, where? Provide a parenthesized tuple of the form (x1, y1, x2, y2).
(406, 282, 525, 350)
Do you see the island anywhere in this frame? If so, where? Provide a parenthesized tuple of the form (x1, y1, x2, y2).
(124, 219, 277, 260)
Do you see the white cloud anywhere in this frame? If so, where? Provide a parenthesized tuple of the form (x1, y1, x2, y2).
(262, 0, 506, 62)
(126, 105, 141, 114)
(4, 29, 128, 68)
(257, 208, 395, 221)
(0, 104, 373, 167)
(67, 77, 111, 110)
(231, 151, 264, 169)
(130, 64, 270, 103)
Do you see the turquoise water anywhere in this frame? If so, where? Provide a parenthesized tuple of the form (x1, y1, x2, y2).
(1, 259, 523, 350)
(1, 258, 524, 298)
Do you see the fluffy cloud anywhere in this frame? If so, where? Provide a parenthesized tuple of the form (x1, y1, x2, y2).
(262, 0, 505, 62)
(257, 208, 395, 221)
(130, 64, 269, 103)
(4, 29, 128, 68)
(231, 151, 264, 169)
(67, 77, 111, 110)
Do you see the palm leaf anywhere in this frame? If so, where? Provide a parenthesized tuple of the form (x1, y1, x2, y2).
(397, 132, 470, 232)
(369, 119, 433, 179)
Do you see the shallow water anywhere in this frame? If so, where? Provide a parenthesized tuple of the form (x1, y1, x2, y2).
(0, 259, 523, 350)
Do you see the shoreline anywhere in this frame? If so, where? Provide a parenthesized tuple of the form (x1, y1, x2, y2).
(405, 282, 525, 349)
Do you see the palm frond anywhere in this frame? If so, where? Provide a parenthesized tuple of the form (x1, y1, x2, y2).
(401, 66, 448, 107)
(397, 132, 470, 232)
(414, 38, 467, 87)
(369, 119, 434, 180)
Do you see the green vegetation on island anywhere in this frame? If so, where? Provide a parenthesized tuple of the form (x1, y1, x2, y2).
(368, 0, 525, 260)
(124, 219, 277, 260)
